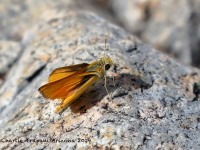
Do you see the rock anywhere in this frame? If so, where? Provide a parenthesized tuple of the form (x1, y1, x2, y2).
(0, 41, 20, 74)
(0, 41, 21, 86)
(0, 0, 76, 41)
(108, 0, 200, 67)
(0, 5, 200, 150)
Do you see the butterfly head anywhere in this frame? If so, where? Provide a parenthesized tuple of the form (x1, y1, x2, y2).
(100, 56, 113, 71)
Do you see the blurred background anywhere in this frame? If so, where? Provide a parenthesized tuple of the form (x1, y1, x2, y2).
(0, 0, 200, 79)
(84, 0, 200, 68)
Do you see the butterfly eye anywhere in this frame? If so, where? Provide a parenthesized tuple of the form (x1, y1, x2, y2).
(105, 64, 110, 70)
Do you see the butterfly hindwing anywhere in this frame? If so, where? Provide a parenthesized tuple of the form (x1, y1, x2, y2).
(55, 75, 99, 113)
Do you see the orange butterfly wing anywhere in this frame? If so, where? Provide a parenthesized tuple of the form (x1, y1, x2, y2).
(38, 62, 106, 113)
(48, 63, 88, 83)
(39, 64, 89, 99)
(55, 74, 99, 113)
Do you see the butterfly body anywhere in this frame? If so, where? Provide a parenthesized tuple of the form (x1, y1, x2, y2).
(38, 56, 113, 113)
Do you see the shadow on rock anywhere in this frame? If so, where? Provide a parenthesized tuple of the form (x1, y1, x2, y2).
(68, 72, 153, 113)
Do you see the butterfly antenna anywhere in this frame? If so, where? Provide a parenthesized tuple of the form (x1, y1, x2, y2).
(104, 38, 107, 57)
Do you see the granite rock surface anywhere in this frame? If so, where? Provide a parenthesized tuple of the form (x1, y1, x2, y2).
(0, 2, 200, 150)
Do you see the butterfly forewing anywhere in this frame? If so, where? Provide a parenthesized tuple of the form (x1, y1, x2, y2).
(39, 70, 92, 100)
(48, 63, 88, 83)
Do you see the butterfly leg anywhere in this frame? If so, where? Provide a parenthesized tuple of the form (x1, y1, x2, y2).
(104, 75, 113, 101)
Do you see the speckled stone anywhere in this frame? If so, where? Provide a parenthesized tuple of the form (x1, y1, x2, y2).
(0, 7, 200, 150)
(0, 40, 21, 85)
(0, 0, 76, 41)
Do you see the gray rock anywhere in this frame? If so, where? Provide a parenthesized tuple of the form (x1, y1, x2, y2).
(0, 0, 76, 41)
(0, 41, 21, 71)
(0, 7, 200, 150)
(0, 41, 21, 86)
(108, 0, 200, 67)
